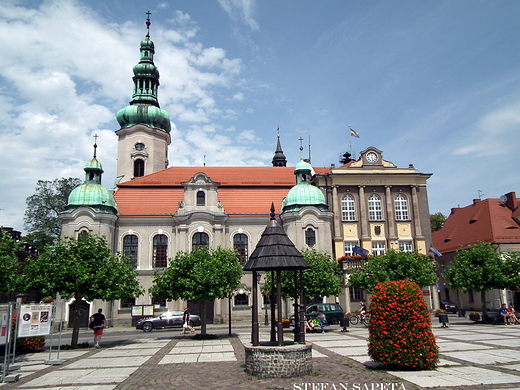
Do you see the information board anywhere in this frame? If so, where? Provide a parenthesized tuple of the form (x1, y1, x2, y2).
(18, 304, 52, 337)
(0, 305, 8, 345)
(131, 305, 153, 317)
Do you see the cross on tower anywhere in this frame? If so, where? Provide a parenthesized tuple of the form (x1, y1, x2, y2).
(93, 133, 98, 158)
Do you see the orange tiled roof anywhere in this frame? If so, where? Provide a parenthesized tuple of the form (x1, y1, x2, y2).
(115, 166, 331, 216)
(432, 198, 520, 254)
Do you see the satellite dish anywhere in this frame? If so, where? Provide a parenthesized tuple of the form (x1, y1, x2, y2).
(500, 195, 507, 204)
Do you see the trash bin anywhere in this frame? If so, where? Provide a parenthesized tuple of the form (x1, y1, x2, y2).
(438, 313, 449, 328)
(340, 317, 349, 331)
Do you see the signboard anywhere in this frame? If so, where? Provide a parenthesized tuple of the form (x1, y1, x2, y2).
(0, 305, 8, 346)
(18, 304, 52, 338)
(131, 305, 153, 317)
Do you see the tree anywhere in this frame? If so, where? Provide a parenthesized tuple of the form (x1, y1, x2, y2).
(430, 212, 447, 232)
(262, 249, 343, 302)
(150, 247, 243, 335)
(22, 234, 143, 346)
(0, 230, 22, 295)
(23, 177, 82, 251)
(349, 250, 438, 293)
(443, 242, 507, 317)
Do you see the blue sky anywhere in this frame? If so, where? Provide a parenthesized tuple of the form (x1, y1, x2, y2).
(1, 0, 520, 232)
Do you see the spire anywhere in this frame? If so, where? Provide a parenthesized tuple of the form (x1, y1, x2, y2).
(116, 12, 171, 133)
(271, 126, 287, 167)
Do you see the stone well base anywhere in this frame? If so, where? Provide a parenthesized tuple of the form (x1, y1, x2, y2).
(244, 343, 312, 378)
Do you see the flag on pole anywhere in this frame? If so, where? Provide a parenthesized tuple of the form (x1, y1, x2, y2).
(428, 245, 442, 257)
(353, 245, 369, 259)
(349, 127, 360, 138)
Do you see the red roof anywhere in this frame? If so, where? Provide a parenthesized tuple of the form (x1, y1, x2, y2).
(114, 166, 331, 216)
(432, 197, 520, 254)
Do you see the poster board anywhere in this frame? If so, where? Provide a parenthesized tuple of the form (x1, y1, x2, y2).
(131, 305, 153, 317)
(18, 304, 52, 337)
(0, 304, 8, 345)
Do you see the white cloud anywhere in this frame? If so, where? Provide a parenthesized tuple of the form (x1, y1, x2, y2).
(217, 0, 259, 31)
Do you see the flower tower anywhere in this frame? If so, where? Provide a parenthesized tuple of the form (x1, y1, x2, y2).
(368, 280, 439, 370)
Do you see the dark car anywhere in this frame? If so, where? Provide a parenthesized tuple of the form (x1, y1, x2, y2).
(440, 300, 459, 314)
(136, 311, 201, 332)
(290, 303, 344, 326)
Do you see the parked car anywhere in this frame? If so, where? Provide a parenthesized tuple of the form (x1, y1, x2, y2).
(440, 300, 460, 314)
(136, 311, 201, 332)
(290, 303, 344, 326)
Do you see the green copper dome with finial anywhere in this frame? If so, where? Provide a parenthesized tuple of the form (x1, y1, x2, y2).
(116, 13, 171, 133)
(282, 158, 328, 213)
(63, 142, 118, 215)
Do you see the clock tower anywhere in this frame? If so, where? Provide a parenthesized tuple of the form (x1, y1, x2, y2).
(115, 13, 171, 183)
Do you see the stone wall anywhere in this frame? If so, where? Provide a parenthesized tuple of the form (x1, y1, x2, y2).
(244, 343, 312, 378)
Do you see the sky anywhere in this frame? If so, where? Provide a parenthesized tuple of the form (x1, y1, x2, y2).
(1, 0, 520, 233)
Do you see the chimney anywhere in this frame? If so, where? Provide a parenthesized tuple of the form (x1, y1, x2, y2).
(504, 192, 517, 212)
(473, 199, 481, 205)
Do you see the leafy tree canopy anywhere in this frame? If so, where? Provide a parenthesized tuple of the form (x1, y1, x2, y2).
(262, 249, 343, 303)
(430, 212, 447, 232)
(0, 230, 22, 293)
(22, 234, 143, 346)
(150, 246, 243, 334)
(23, 177, 81, 251)
(349, 250, 438, 292)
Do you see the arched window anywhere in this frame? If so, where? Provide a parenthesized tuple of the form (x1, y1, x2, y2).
(368, 194, 383, 221)
(233, 233, 248, 265)
(192, 232, 209, 249)
(234, 294, 249, 306)
(153, 234, 168, 268)
(395, 193, 409, 221)
(123, 234, 139, 268)
(305, 228, 316, 247)
(196, 191, 206, 206)
(341, 194, 356, 221)
(134, 159, 145, 178)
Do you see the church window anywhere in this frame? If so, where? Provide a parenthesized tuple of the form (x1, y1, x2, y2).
(134, 159, 145, 178)
(368, 194, 383, 221)
(123, 235, 139, 268)
(395, 194, 409, 220)
(233, 234, 248, 265)
(234, 294, 249, 306)
(341, 194, 356, 221)
(305, 228, 316, 247)
(196, 191, 205, 206)
(192, 232, 209, 249)
(153, 234, 168, 268)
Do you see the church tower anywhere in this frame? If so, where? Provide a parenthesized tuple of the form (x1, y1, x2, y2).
(115, 13, 171, 183)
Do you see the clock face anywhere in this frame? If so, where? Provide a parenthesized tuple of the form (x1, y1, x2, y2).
(366, 152, 378, 163)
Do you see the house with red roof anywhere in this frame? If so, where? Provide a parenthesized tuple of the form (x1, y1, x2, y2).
(433, 192, 520, 311)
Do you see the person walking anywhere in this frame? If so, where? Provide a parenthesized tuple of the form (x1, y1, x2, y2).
(181, 307, 195, 334)
(90, 308, 106, 348)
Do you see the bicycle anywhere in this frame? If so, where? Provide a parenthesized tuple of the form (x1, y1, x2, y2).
(349, 312, 370, 327)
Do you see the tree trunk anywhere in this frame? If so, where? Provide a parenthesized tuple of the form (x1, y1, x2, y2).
(200, 300, 207, 335)
(71, 294, 82, 347)
(481, 290, 488, 318)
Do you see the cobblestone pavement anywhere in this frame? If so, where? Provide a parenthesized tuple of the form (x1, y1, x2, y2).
(2, 316, 520, 390)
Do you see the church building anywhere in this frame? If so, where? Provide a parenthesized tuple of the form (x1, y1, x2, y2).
(60, 17, 434, 326)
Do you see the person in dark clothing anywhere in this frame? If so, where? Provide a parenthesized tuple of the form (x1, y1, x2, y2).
(181, 307, 195, 334)
(90, 308, 106, 348)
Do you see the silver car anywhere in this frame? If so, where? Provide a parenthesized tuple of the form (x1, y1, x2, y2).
(136, 311, 201, 332)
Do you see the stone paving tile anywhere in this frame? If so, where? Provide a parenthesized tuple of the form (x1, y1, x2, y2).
(94, 348, 162, 357)
(327, 346, 368, 356)
(65, 356, 151, 369)
(197, 352, 236, 362)
(438, 333, 515, 341)
(314, 339, 368, 347)
(437, 341, 493, 352)
(477, 338, 520, 347)
(158, 354, 198, 364)
(19, 367, 139, 387)
(443, 349, 520, 364)
(18, 386, 117, 390)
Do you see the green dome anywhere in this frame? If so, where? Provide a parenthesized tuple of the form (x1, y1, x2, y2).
(282, 159, 328, 213)
(116, 104, 171, 133)
(67, 184, 118, 211)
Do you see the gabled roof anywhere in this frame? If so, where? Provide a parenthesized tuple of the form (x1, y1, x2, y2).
(114, 166, 331, 217)
(432, 197, 520, 254)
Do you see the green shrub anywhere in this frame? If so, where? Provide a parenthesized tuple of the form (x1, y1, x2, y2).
(368, 280, 439, 370)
